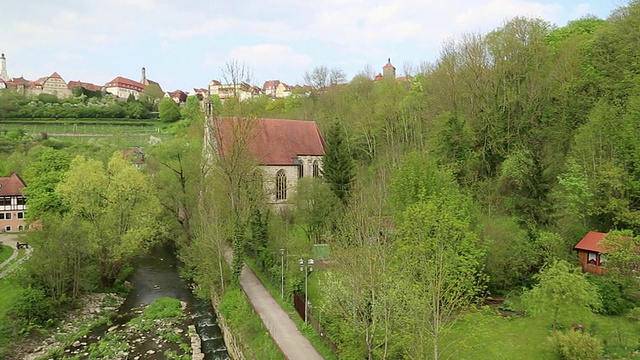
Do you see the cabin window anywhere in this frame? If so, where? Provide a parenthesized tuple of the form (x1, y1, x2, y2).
(313, 160, 320, 177)
(587, 252, 597, 265)
(599, 254, 607, 266)
(276, 170, 287, 200)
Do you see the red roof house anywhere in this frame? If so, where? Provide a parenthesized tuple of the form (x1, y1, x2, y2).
(0, 173, 27, 232)
(104, 76, 146, 99)
(574, 231, 608, 275)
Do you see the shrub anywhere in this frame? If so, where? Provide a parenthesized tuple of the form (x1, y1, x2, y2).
(587, 275, 634, 315)
(9, 287, 56, 327)
(551, 330, 603, 360)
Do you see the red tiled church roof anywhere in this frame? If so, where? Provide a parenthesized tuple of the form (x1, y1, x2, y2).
(0, 173, 26, 196)
(213, 117, 325, 166)
(574, 231, 607, 253)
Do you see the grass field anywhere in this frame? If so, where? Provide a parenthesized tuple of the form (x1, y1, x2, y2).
(447, 306, 640, 359)
(0, 245, 12, 264)
(0, 122, 163, 136)
(0, 121, 173, 148)
(304, 265, 640, 359)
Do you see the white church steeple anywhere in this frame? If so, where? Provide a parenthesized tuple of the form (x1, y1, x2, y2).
(0, 53, 9, 81)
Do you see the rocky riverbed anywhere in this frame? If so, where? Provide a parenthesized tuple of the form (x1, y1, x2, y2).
(12, 294, 204, 360)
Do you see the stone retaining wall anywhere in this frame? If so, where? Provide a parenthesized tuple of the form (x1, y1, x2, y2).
(210, 291, 245, 360)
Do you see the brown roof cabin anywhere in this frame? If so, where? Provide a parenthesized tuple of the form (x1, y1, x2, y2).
(574, 231, 608, 275)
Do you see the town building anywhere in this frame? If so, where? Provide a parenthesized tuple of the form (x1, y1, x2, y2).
(373, 58, 413, 82)
(209, 80, 261, 101)
(104, 68, 162, 100)
(29, 72, 72, 98)
(0, 173, 27, 232)
(165, 90, 187, 104)
(104, 76, 146, 99)
(262, 80, 292, 98)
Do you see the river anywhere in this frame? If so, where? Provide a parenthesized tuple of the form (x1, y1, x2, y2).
(119, 244, 230, 359)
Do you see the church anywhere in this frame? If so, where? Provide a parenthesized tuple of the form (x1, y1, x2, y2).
(202, 92, 325, 207)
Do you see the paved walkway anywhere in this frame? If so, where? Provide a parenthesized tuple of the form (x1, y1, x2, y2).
(225, 250, 324, 360)
(0, 234, 33, 279)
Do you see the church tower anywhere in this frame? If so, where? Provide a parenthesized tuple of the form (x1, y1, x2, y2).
(140, 67, 147, 85)
(383, 58, 396, 80)
(0, 53, 9, 81)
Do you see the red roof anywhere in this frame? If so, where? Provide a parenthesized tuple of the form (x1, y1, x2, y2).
(213, 118, 325, 165)
(383, 58, 394, 68)
(263, 80, 280, 91)
(49, 72, 62, 79)
(575, 231, 607, 253)
(0, 173, 26, 196)
(68, 80, 102, 91)
(105, 77, 145, 91)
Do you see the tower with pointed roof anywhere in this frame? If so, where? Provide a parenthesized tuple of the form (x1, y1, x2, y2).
(141, 67, 147, 85)
(383, 58, 396, 79)
(0, 53, 9, 81)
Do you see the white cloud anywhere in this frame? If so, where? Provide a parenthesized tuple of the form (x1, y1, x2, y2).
(454, 0, 563, 31)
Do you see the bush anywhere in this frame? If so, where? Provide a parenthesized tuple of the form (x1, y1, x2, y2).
(551, 330, 603, 360)
(587, 275, 634, 315)
(9, 287, 56, 327)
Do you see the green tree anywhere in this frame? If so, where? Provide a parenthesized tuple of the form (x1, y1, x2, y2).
(522, 260, 601, 331)
(320, 175, 393, 359)
(147, 126, 202, 245)
(290, 178, 339, 243)
(22, 147, 71, 220)
(601, 230, 640, 290)
(322, 121, 354, 204)
(180, 96, 203, 122)
(388, 150, 456, 216)
(56, 153, 163, 287)
(158, 97, 181, 123)
(25, 216, 94, 302)
(392, 194, 485, 360)
(140, 83, 164, 109)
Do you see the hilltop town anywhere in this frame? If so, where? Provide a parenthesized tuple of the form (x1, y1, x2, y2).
(0, 53, 411, 104)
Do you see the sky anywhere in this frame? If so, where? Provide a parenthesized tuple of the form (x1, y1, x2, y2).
(0, 0, 625, 92)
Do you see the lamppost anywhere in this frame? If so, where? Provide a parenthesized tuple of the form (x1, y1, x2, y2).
(280, 248, 285, 299)
(298, 258, 314, 324)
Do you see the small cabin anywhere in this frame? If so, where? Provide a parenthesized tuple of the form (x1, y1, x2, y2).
(574, 231, 608, 275)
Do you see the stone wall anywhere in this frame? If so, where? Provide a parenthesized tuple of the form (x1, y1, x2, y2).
(210, 291, 245, 360)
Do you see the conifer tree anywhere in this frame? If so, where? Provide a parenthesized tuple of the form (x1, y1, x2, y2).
(322, 121, 354, 204)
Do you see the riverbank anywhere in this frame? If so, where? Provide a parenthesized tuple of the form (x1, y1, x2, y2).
(9, 293, 124, 360)
(11, 294, 207, 360)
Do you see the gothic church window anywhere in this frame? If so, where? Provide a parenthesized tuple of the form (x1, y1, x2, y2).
(313, 160, 320, 177)
(276, 170, 287, 200)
